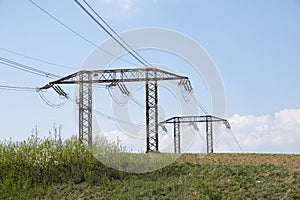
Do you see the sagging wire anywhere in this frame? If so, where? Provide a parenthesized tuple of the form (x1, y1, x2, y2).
(129, 95, 144, 109)
(213, 124, 243, 153)
(94, 109, 144, 128)
(189, 122, 205, 141)
(107, 86, 129, 106)
(190, 92, 208, 115)
(38, 90, 68, 108)
(213, 126, 226, 149)
(176, 79, 208, 115)
(179, 83, 193, 102)
(0, 84, 68, 109)
(38, 85, 69, 108)
(228, 129, 244, 153)
(66, 93, 144, 128)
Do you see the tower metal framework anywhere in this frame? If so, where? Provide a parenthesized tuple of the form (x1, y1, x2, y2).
(173, 117, 181, 153)
(78, 72, 93, 146)
(159, 115, 231, 153)
(40, 68, 192, 152)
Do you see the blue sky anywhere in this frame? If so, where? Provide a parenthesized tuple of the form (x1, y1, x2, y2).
(0, 0, 299, 153)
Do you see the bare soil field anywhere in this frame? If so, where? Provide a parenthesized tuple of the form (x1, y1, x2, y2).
(178, 153, 300, 171)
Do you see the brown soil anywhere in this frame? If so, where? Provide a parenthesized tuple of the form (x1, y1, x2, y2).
(177, 153, 300, 171)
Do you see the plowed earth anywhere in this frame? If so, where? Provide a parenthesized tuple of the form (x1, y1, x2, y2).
(178, 153, 300, 171)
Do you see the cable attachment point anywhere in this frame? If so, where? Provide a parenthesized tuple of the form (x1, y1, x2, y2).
(159, 123, 168, 133)
(223, 120, 231, 130)
(117, 83, 130, 96)
(189, 122, 199, 132)
(52, 85, 68, 98)
(178, 79, 193, 92)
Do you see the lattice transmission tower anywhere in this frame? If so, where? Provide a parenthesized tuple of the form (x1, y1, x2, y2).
(160, 115, 231, 153)
(40, 68, 192, 152)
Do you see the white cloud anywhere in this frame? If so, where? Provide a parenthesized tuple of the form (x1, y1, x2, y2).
(93, 109, 300, 154)
(96, 0, 167, 20)
(99, 0, 135, 10)
(215, 109, 300, 153)
(97, 0, 140, 20)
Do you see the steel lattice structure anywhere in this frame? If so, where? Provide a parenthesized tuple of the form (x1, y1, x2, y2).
(40, 68, 192, 152)
(173, 117, 181, 153)
(159, 115, 231, 153)
(78, 72, 93, 146)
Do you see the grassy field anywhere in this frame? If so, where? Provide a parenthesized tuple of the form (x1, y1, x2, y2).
(0, 133, 299, 199)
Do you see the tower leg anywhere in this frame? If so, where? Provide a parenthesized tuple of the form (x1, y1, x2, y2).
(174, 118, 181, 153)
(145, 71, 158, 152)
(206, 116, 213, 153)
(79, 72, 93, 147)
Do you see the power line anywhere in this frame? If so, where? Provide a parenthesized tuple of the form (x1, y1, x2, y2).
(173, 81, 208, 115)
(38, 90, 68, 108)
(0, 47, 77, 70)
(0, 60, 47, 78)
(66, 96, 144, 128)
(80, 0, 152, 67)
(214, 127, 243, 153)
(229, 130, 244, 153)
(108, 87, 129, 105)
(191, 92, 208, 115)
(0, 85, 143, 128)
(28, 0, 139, 67)
(0, 85, 37, 92)
(94, 84, 145, 109)
(94, 109, 144, 128)
(213, 129, 225, 149)
(73, 0, 150, 67)
(0, 56, 61, 79)
(129, 95, 144, 109)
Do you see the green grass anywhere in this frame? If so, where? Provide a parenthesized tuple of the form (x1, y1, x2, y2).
(0, 131, 299, 199)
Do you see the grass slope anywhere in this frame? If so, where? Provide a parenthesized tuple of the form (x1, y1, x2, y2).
(0, 133, 299, 199)
(36, 163, 299, 200)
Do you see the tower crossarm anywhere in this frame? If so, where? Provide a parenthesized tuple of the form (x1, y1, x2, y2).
(160, 115, 231, 130)
(39, 68, 190, 90)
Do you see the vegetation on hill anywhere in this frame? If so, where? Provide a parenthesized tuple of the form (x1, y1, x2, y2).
(0, 131, 299, 199)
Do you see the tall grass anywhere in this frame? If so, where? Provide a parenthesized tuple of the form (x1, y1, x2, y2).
(0, 128, 127, 198)
(0, 128, 179, 198)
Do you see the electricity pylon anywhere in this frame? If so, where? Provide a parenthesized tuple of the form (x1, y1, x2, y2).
(40, 68, 192, 152)
(159, 115, 231, 153)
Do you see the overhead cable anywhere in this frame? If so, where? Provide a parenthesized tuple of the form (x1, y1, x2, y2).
(229, 130, 244, 153)
(0, 85, 37, 92)
(80, 0, 152, 67)
(67, 96, 144, 128)
(94, 110, 144, 128)
(191, 92, 208, 115)
(0, 56, 60, 79)
(74, 0, 150, 67)
(28, 0, 139, 66)
(108, 86, 129, 105)
(0, 47, 76, 70)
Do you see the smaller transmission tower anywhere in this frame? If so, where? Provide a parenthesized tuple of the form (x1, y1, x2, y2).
(160, 115, 231, 153)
